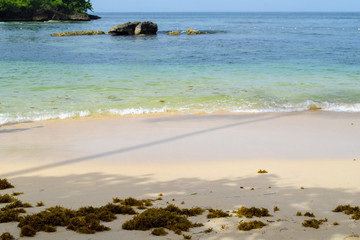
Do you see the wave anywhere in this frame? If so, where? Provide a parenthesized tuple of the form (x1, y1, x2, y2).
(1, 102, 359, 125)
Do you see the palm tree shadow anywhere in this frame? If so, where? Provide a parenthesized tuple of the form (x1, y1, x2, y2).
(2, 113, 289, 177)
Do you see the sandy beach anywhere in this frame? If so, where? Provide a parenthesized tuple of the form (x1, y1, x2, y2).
(1, 112, 360, 239)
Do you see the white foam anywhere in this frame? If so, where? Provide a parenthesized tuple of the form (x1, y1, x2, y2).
(1, 103, 359, 125)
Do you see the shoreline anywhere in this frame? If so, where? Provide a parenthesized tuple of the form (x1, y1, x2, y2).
(1, 112, 360, 239)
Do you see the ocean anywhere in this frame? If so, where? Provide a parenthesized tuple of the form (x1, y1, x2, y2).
(0, 12, 359, 124)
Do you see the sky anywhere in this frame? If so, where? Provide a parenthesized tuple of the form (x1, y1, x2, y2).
(91, 0, 360, 12)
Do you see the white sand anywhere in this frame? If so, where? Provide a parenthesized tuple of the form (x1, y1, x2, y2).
(1, 112, 360, 239)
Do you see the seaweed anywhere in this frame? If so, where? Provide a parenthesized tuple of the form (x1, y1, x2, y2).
(164, 204, 204, 217)
(238, 220, 267, 231)
(66, 214, 110, 234)
(333, 222, 339, 226)
(0, 209, 22, 223)
(206, 209, 230, 219)
(296, 212, 302, 216)
(352, 211, 360, 220)
(302, 218, 327, 229)
(0, 232, 14, 240)
(234, 207, 272, 218)
(100, 203, 136, 215)
(333, 205, 359, 215)
(193, 223, 204, 227)
(1, 200, 32, 210)
(204, 228, 213, 233)
(0, 194, 15, 204)
(20, 225, 37, 237)
(17, 205, 115, 236)
(122, 207, 196, 235)
(183, 234, 192, 239)
(11, 192, 23, 196)
(36, 201, 45, 207)
(304, 212, 315, 217)
(112, 197, 153, 208)
(151, 227, 168, 236)
(273, 206, 280, 212)
(257, 169, 268, 174)
(0, 179, 14, 190)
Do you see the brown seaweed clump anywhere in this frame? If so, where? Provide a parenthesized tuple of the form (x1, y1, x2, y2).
(122, 207, 201, 235)
(273, 206, 280, 212)
(0, 209, 24, 223)
(257, 169, 268, 174)
(333, 205, 360, 220)
(302, 218, 328, 229)
(0, 179, 14, 190)
(11, 192, 23, 196)
(234, 207, 272, 218)
(0, 232, 15, 240)
(0, 194, 15, 204)
(151, 227, 168, 236)
(17, 205, 118, 237)
(36, 201, 45, 207)
(66, 214, 110, 234)
(238, 220, 267, 231)
(296, 211, 302, 216)
(163, 204, 204, 217)
(113, 197, 153, 209)
(1, 200, 32, 211)
(183, 234, 192, 239)
(207, 209, 230, 219)
(304, 212, 315, 217)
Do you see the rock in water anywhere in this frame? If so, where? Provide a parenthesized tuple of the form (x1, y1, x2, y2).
(168, 31, 180, 35)
(108, 21, 158, 35)
(187, 29, 206, 35)
(51, 31, 105, 37)
(108, 22, 140, 35)
(134, 22, 158, 35)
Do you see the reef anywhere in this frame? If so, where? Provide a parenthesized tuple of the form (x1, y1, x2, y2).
(51, 31, 105, 37)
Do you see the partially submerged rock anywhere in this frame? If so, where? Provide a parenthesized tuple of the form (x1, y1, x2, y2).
(168, 31, 180, 35)
(51, 31, 105, 37)
(187, 29, 206, 35)
(108, 21, 158, 35)
(135, 21, 158, 35)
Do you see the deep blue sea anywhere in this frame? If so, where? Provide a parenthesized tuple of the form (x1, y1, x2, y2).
(0, 12, 359, 124)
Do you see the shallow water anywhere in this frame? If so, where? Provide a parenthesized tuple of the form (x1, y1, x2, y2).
(0, 12, 359, 124)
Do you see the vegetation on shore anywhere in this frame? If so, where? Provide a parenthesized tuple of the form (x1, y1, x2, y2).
(0, 0, 94, 21)
(0, 0, 92, 15)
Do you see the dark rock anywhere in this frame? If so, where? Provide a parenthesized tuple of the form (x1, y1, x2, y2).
(108, 21, 158, 36)
(89, 14, 101, 20)
(134, 21, 158, 35)
(0, 8, 99, 22)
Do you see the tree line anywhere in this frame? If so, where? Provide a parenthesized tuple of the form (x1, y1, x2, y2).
(0, 0, 92, 14)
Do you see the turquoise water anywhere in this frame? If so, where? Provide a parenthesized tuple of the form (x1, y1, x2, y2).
(0, 12, 360, 124)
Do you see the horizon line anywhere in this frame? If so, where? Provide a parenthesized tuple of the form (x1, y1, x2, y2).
(91, 11, 360, 13)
